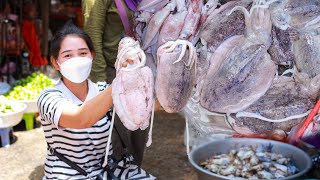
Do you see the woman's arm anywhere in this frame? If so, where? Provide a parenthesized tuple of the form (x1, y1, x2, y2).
(58, 85, 113, 129)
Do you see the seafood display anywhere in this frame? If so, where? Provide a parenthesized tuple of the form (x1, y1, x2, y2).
(123, 0, 320, 139)
(200, 146, 299, 179)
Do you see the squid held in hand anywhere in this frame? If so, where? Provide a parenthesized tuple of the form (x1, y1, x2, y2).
(112, 37, 155, 132)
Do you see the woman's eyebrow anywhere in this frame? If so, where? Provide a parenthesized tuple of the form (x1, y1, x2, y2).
(78, 48, 89, 51)
(61, 48, 88, 54)
(61, 50, 72, 54)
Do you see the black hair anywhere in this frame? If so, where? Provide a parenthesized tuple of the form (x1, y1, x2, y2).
(50, 20, 94, 59)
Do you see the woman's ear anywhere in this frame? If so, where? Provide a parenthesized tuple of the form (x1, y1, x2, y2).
(50, 56, 60, 70)
(91, 51, 95, 60)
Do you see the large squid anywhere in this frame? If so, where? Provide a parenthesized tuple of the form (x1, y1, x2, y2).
(142, 1, 175, 49)
(200, 0, 252, 52)
(157, 0, 188, 47)
(112, 37, 154, 131)
(155, 39, 197, 113)
(137, 0, 170, 13)
(179, 0, 203, 42)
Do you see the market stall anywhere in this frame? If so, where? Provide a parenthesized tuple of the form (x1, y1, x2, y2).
(0, 0, 82, 147)
(0, 0, 82, 83)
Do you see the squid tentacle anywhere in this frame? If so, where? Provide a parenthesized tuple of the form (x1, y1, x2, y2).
(122, 49, 147, 72)
(115, 37, 146, 72)
(158, 39, 197, 70)
(163, 41, 180, 52)
(227, 6, 250, 18)
(173, 42, 188, 64)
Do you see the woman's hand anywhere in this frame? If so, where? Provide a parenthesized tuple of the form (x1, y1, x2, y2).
(154, 98, 162, 111)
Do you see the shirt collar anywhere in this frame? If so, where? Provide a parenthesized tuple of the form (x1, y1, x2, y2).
(55, 79, 99, 105)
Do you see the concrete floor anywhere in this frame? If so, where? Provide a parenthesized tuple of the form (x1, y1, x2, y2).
(0, 111, 197, 180)
(0, 127, 46, 180)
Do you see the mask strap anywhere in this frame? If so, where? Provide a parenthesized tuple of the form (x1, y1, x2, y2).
(57, 60, 64, 70)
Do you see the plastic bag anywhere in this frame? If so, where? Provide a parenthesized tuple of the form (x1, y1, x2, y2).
(182, 95, 234, 148)
(289, 99, 320, 148)
(300, 113, 320, 148)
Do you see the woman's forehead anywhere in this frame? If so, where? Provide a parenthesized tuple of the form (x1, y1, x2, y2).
(59, 35, 88, 53)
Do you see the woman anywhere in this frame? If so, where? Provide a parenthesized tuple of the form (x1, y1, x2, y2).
(37, 21, 154, 179)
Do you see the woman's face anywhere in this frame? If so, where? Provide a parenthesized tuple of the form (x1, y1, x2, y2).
(53, 35, 93, 69)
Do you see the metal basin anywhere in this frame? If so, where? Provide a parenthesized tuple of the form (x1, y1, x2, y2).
(0, 101, 27, 128)
(189, 138, 312, 180)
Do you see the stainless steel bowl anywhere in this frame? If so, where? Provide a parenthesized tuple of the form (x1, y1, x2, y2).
(189, 138, 312, 180)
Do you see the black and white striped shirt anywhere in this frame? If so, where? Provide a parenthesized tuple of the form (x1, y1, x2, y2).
(37, 80, 113, 180)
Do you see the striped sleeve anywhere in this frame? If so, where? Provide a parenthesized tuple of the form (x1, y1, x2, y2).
(37, 88, 72, 128)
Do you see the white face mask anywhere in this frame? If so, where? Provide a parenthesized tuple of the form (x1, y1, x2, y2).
(58, 57, 92, 83)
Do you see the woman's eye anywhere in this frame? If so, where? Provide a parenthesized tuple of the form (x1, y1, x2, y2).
(80, 52, 88, 56)
(64, 54, 71, 58)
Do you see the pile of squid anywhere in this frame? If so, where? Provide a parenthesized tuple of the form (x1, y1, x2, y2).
(200, 146, 299, 179)
(128, 0, 320, 139)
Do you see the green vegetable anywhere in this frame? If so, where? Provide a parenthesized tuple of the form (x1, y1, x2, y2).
(0, 102, 14, 114)
(4, 73, 54, 100)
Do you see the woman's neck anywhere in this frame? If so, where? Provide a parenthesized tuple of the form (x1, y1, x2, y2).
(62, 78, 89, 102)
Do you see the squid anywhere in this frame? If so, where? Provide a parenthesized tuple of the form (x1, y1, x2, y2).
(155, 39, 197, 113)
(112, 37, 155, 133)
